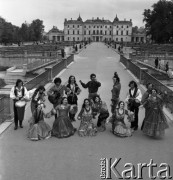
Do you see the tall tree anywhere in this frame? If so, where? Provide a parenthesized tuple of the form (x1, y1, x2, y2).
(30, 19, 44, 41)
(143, 0, 173, 43)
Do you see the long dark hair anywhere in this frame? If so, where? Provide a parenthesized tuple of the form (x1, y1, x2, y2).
(34, 104, 42, 124)
(128, 80, 137, 88)
(15, 79, 23, 87)
(68, 75, 77, 84)
(93, 95, 101, 103)
(82, 98, 91, 109)
(118, 101, 125, 108)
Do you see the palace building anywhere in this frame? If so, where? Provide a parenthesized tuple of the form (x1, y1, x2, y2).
(64, 15, 133, 42)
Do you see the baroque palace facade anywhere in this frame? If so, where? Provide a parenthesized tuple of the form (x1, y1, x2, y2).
(64, 15, 133, 42)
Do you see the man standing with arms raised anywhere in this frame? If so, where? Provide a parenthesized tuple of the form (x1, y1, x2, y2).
(79, 73, 101, 101)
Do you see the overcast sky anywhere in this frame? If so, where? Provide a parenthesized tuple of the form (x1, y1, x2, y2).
(0, 0, 159, 32)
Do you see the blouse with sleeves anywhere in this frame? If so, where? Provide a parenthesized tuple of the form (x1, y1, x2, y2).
(10, 86, 29, 100)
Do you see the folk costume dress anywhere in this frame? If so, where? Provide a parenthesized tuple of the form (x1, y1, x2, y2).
(51, 104, 76, 138)
(66, 83, 81, 121)
(77, 107, 97, 137)
(31, 90, 46, 114)
(28, 104, 51, 141)
(142, 94, 169, 138)
(112, 109, 134, 137)
(111, 82, 121, 113)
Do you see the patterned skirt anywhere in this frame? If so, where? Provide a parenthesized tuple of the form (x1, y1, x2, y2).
(78, 116, 97, 137)
(113, 122, 132, 137)
(28, 120, 51, 141)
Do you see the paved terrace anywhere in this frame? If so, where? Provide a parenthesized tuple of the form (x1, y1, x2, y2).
(0, 43, 172, 180)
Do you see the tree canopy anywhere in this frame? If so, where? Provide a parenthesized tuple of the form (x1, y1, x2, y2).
(0, 17, 45, 44)
(143, 0, 173, 43)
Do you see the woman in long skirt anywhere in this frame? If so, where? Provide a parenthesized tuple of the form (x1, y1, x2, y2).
(110, 101, 134, 137)
(142, 89, 169, 138)
(48, 97, 76, 138)
(77, 99, 97, 137)
(111, 73, 121, 113)
(28, 101, 51, 141)
(66, 75, 81, 121)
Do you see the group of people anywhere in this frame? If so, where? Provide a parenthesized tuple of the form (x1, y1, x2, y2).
(10, 71, 170, 141)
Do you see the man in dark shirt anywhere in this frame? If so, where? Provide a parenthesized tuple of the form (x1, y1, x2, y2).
(79, 73, 101, 100)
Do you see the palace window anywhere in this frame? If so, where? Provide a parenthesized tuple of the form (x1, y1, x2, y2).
(105, 26, 107, 28)
(121, 31, 123, 35)
(73, 37, 75, 41)
(121, 25, 123, 28)
(93, 30, 95, 34)
(68, 37, 70, 41)
(121, 38, 123, 41)
(78, 25, 79, 28)
(68, 25, 69, 28)
(94, 26, 95, 28)
(116, 38, 118, 41)
(101, 26, 102, 28)
(84, 26, 86, 28)
(78, 37, 79, 40)
(84, 30, 86, 35)
(127, 25, 128, 28)
(97, 26, 99, 28)
(105, 31, 107, 35)
(68, 30, 69, 35)
(100, 30, 102, 35)
(73, 30, 75, 35)
(110, 31, 111, 35)
(89, 31, 90, 35)
(117, 31, 118, 35)
(126, 31, 128, 35)
(117, 25, 118, 28)
(73, 25, 75, 28)
(97, 30, 99, 34)
(110, 26, 111, 28)
(78, 30, 79, 35)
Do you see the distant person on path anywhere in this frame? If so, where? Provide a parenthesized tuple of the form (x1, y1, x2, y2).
(91, 95, 109, 132)
(118, 46, 121, 53)
(79, 73, 101, 100)
(66, 75, 81, 122)
(141, 89, 169, 138)
(77, 98, 97, 137)
(30, 85, 46, 114)
(155, 57, 159, 68)
(47, 97, 76, 138)
(28, 101, 51, 141)
(110, 101, 134, 137)
(125, 81, 142, 131)
(165, 62, 169, 73)
(47, 77, 68, 118)
(10, 79, 29, 130)
(140, 83, 153, 130)
(111, 72, 121, 113)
